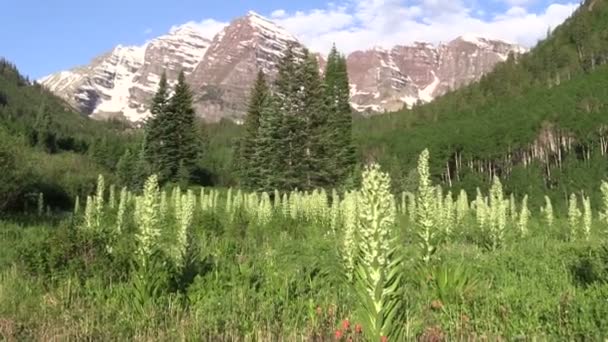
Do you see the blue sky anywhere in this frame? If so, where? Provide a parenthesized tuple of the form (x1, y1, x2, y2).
(0, 0, 578, 79)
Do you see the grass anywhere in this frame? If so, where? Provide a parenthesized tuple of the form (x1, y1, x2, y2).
(1, 211, 607, 341)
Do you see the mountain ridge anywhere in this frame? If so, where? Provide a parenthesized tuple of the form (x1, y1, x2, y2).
(39, 11, 525, 122)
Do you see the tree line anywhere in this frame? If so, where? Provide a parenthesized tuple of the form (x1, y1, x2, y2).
(235, 45, 356, 192)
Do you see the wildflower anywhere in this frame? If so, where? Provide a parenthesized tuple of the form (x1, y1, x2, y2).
(342, 319, 350, 330)
(416, 149, 438, 263)
(381, 336, 388, 342)
(355, 324, 363, 334)
(543, 195, 554, 227)
(335, 330, 343, 340)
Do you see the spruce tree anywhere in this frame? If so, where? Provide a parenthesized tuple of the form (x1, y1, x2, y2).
(275, 45, 307, 190)
(145, 71, 171, 180)
(34, 104, 57, 153)
(254, 94, 282, 192)
(324, 45, 356, 187)
(168, 71, 199, 181)
(116, 148, 135, 188)
(298, 50, 330, 189)
(238, 70, 269, 190)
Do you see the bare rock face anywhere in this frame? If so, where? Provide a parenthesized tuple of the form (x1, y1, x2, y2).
(39, 25, 211, 122)
(347, 48, 419, 113)
(188, 11, 302, 122)
(40, 12, 526, 122)
(350, 36, 526, 114)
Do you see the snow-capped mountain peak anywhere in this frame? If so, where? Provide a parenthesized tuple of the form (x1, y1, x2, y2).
(39, 12, 526, 122)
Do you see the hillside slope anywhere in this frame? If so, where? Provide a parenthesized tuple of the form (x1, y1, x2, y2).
(356, 0, 608, 204)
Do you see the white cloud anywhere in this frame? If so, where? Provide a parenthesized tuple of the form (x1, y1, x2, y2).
(272, 0, 578, 54)
(171, 1, 578, 54)
(171, 19, 228, 39)
(271, 9, 287, 18)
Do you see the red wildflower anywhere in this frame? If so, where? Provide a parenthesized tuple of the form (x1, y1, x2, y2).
(380, 336, 388, 342)
(355, 323, 363, 334)
(342, 319, 350, 330)
(335, 329, 344, 340)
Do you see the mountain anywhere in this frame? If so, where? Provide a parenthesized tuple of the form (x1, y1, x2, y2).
(40, 11, 524, 122)
(353, 0, 608, 205)
(348, 36, 527, 112)
(187, 11, 303, 122)
(39, 25, 212, 122)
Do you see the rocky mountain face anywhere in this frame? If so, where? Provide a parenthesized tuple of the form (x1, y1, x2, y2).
(39, 24, 212, 122)
(348, 36, 527, 112)
(188, 12, 302, 122)
(40, 12, 525, 122)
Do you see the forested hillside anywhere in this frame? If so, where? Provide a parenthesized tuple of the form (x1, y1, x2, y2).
(354, 0, 608, 207)
(0, 59, 134, 211)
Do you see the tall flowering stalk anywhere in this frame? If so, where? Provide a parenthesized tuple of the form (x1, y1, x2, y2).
(475, 188, 487, 229)
(135, 175, 161, 265)
(543, 195, 554, 228)
(582, 195, 592, 241)
(84, 195, 95, 231)
(443, 191, 454, 238)
(568, 193, 581, 241)
(456, 189, 469, 223)
(416, 149, 438, 264)
(281, 193, 289, 219)
(225, 188, 233, 215)
(341, 191, 358, 280)
(174, 190, 195, 268)
(94, 175, 105, 230)
(108, 185, 116, 209)
(488, 177, 507, 249)
(600, 181, 608, 233)
(73, 195, 80, 215)
(354, 163, 401, 340)
(257, 192, 273, 225)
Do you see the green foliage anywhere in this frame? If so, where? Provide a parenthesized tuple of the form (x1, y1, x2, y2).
(236, 46, 356, 191)
(143, 71, 201, 184)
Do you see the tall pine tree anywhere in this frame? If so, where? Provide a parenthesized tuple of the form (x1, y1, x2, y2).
(34, 104, 57, 153)
(275, 45, 307, 190)
(324, 45, 356, 187)
(298, 49, 331, 189)
(238, 70, 269, 190)
(145, 70, 200, 184)
(169, 71, 199, 179)
(254, 94, 283, 192)
(145, 71, 171, 180)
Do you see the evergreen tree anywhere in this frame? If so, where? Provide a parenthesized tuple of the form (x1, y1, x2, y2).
(238, 70, 269, 190)
(298, 50, 331, 189)
(254, 94, 283, 192)
(34, 104, 57, 153)
(116, 148, 136, 188)
(134, 138, 152, 190)
(145, 71, 170, 178)
(275, 45, 307, 190)
(324, 45, 356, 186)
(168, 71, 199, 181)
